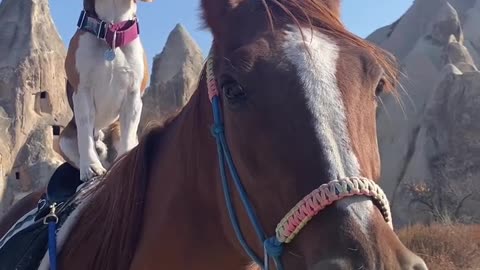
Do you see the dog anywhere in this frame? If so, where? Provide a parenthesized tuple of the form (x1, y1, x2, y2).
(59, 0, 154, 181)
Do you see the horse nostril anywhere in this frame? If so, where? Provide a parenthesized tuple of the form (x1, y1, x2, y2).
(403, 253, 428, 270)
(412, 262, 428, 270)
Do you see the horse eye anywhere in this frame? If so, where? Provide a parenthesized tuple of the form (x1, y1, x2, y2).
(222, 81, 247, 101)
(375, 78, 386, 96)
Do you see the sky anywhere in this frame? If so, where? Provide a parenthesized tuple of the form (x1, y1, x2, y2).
(48, 0, 413, 63)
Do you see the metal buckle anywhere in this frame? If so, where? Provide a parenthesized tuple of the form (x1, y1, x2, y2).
(97, 21, 107, 40)
(77, 10, 87, 29)
(43, 203, 59, 225)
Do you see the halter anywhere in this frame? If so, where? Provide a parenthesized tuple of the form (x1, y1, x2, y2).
(206, 50, 393, 270)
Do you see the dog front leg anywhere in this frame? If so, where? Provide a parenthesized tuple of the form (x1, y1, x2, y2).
(117, 89, 143, 157)
(73, 88, 107, 181)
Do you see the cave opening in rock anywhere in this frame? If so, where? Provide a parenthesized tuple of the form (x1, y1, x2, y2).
(52, 125, 61, 136)
(35, 90, 53, 114)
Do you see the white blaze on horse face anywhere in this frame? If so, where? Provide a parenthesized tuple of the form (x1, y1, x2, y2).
(282, 26, 374, 230)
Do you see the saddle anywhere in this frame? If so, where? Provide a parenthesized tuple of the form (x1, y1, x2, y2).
(0, 163, 86, 270)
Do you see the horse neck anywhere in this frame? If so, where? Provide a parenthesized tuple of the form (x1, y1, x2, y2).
(91, 0, 136, 22)
(152, 81, 217, 207)
(133, 78, 250, 269)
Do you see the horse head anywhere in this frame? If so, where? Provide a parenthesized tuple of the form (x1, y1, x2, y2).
(200, 0, 427, 269)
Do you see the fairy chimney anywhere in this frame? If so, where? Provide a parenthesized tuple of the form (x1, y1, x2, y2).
(139, 24, 204, 132)
(0, 0, 71, 216)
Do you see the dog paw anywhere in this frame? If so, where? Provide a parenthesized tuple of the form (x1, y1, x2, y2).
(80, 162, 107, 181)
(94, 129, 105, 141)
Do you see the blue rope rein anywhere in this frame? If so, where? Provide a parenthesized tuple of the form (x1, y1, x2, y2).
(48, 222, 58, 270)
(210, 96, 284, 270)
(44, 203, 59, 270)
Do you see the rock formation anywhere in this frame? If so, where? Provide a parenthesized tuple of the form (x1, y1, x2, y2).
(139, 24, 204, 132)
(369, 0, 480, 226)
(0, 0, 72, 215)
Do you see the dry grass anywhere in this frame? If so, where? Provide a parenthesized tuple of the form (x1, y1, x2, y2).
(398, 223, 480, 270)
(247, 223, 480, 270)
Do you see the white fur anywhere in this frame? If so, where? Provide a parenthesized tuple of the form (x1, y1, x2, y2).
(59, 135, 80, 166)
(71, 0, 144, 180)
(282, 26, 374, 231)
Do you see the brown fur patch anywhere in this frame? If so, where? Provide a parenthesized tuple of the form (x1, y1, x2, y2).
(102, 120, 122, 164)
(107, 121, 121, 144)
(57, 119, 79, 169)
(65, 31, 85, 91)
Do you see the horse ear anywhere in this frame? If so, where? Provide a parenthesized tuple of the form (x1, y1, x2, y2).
(201, 0, 242, 38)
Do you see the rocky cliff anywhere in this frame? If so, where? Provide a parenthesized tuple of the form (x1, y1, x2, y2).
(369, 0, 480, 226)
(0, 0, 71, 215)
(139, 24, 204, 132)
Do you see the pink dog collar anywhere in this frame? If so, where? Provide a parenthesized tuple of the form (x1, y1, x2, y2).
(77, 10, 140, 49)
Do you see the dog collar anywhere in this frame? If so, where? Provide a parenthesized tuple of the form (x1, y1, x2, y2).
(76, 10, 140, 49)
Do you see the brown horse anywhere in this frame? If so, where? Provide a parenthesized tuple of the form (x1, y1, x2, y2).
(1, 0, 428, 269)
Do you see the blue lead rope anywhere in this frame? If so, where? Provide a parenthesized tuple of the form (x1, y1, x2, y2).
(44, 203, 58, 270)
(210, 96, 284, 270)
(48, 222, 57, 270)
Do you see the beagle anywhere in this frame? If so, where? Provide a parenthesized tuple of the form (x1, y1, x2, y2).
(59, 0, 153, 181)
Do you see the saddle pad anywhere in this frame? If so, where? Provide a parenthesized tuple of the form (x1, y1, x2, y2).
(0, 200, 79, 270)
(0, 179, 98, 270)
(0, 218, 49, 270)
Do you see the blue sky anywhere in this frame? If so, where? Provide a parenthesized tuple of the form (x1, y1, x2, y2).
(48, 1, 413, 63)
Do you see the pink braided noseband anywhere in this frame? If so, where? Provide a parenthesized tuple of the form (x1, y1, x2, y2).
(205, 55, 393, 245)
(275, 177, 392, 243)
(206, 53, 219, 101)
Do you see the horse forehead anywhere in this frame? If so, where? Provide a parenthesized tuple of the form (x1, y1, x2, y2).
(281, 26, 356, 177)
(281, 26, 340, 79)
(281, 27, 376, 231)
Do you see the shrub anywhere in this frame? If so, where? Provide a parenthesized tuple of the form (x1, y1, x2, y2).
(398, 223, 480, 270)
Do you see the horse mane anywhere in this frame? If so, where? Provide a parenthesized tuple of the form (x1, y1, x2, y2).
(59, 115, 177, 270)
(261, 0, 399, 93)
(59, 56, 210, 268)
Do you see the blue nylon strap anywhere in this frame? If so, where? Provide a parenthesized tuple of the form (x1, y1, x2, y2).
(210, 96, 285, 270)
(211, 97, 263, 265)
(48, 221, 57, 270)
(213, 126, 263, 266)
